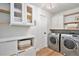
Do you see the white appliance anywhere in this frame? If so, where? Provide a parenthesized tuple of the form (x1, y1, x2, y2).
(61, 34, 79, 56)
(48, 33, 60, 52)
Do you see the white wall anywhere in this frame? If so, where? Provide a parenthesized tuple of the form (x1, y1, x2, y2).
(51, 7, 79, 29)
(0, 3, 52, 51)
(52, 13, 64, 29)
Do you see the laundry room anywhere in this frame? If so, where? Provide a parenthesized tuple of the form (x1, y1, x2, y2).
(0, 1, 79, 56)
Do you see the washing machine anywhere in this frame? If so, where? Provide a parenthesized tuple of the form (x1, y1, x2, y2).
(61, 34, 79, 56)
(48, 33, 60, 52)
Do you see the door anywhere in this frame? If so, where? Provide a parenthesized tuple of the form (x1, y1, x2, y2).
(63, 38, 78, 56)
(49, 36, 57, 44)
(64, 39, 77, 51)
(36, 14, 48, 50)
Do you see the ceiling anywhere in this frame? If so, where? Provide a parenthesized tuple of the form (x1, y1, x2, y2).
(32, 3, 79, 14)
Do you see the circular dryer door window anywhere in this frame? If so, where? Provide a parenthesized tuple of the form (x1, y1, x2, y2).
(64, 39, 76, 49)
(50, 36, 56, 44)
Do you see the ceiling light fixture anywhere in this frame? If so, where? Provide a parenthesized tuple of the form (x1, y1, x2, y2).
(41, 3, 55, 10)
(46, 3, 55, 9)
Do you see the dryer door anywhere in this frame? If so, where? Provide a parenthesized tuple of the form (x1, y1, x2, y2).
(64, 39, 77, 51)
(50, 36, 57, 44)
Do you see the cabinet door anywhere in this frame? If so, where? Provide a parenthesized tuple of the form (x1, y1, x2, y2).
(10, 3, 24, 25)
(0, 41, 17, 56)
(24, 4, 34, 25)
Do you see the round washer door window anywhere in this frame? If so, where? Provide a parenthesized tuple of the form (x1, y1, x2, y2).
(50, 36, 56, 44)
(64, 39, 76, 49)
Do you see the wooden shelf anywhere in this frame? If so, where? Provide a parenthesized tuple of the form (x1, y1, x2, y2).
(0, 9, 10, 14)
(0, 22, 9, 24)
(64, 21, 79, 24)
(50, 28, 79, 31)
(64, 12, 79, 17)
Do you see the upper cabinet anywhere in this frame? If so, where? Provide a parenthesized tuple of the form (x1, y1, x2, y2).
(24, 4, 34, 25)
(10, 3, 34, 26)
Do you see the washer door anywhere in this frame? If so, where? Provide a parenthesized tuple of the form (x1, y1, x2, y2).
(50, 36, 57, 44)
(64, 39, 77, 50)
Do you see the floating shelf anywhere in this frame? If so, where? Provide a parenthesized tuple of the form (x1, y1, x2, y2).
(64, 12, 79, 17)
(64, 21, 79, 25)
(0, 9, 10, 14)
(14, 8, 21, 13)
(50, 28, 79, 31)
